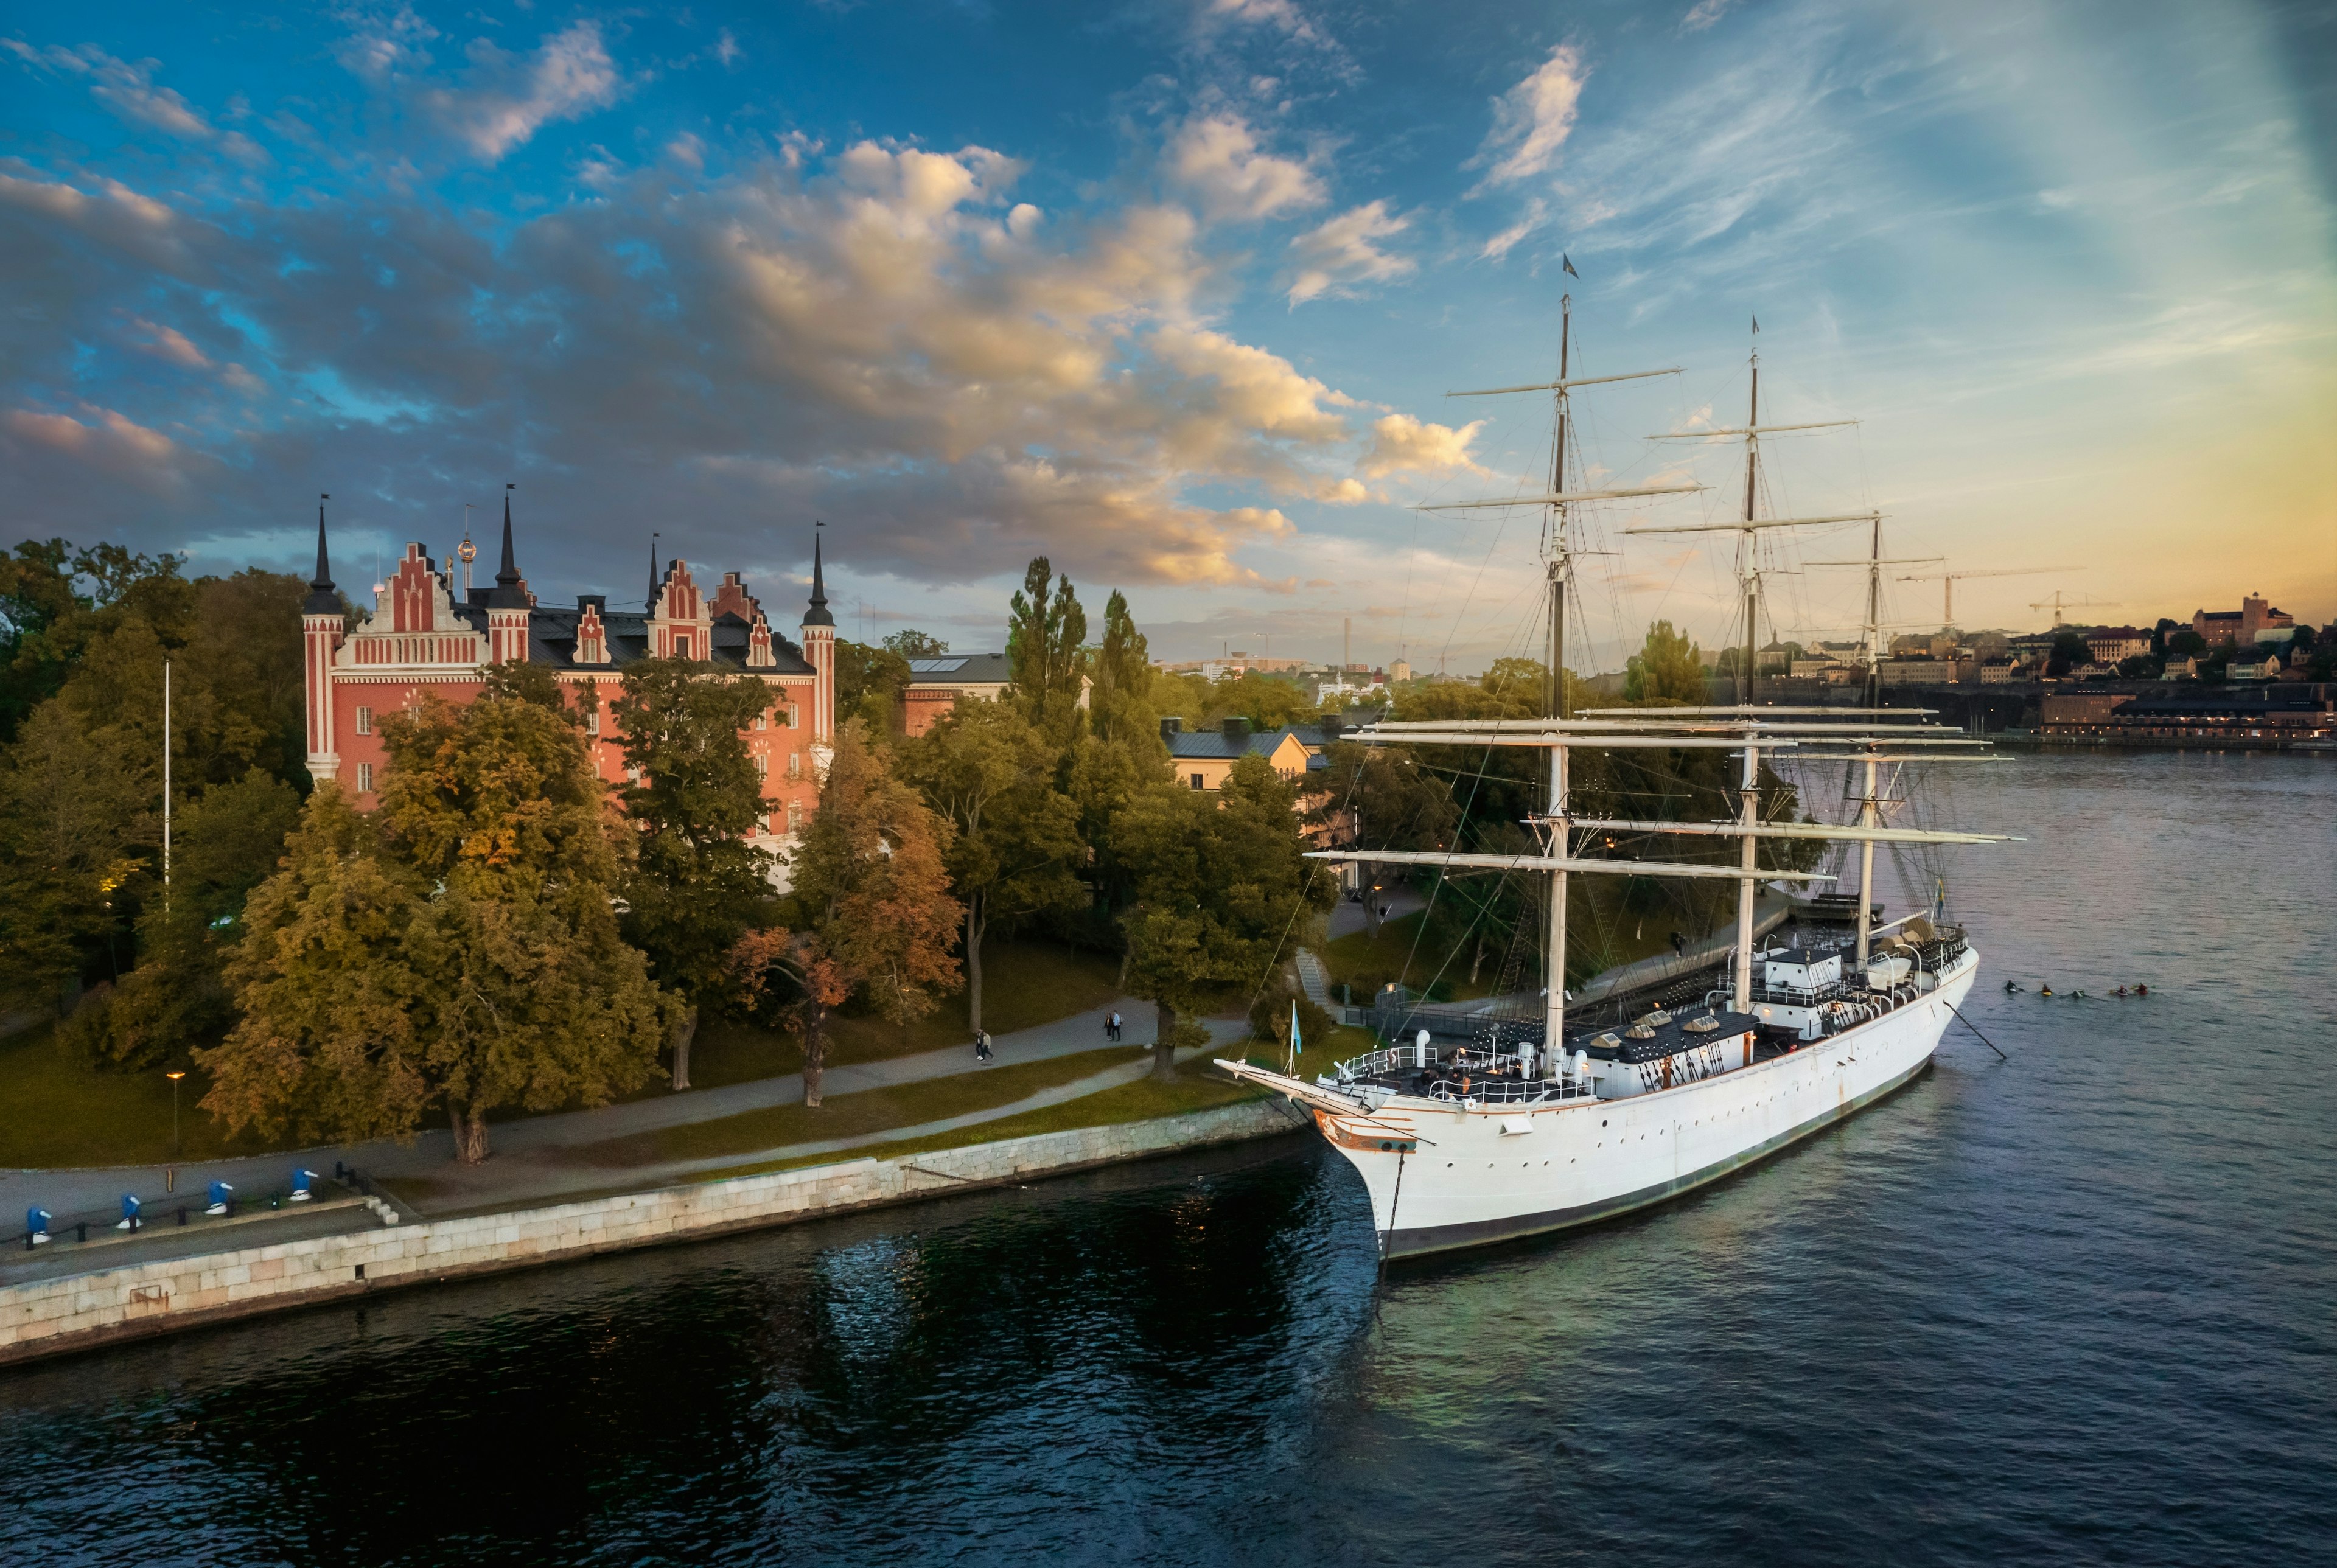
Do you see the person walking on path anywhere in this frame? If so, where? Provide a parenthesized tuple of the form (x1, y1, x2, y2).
(974, 1030, 994, 1064)
(1107, 1011, 1123, 1043)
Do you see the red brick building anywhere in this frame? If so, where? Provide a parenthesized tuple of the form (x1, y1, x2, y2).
(301, 501, 836, 862)
(2193, 594, 2293, 647)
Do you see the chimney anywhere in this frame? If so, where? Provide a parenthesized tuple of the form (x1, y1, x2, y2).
(1223, 716, 1252, 748)
(1159, 715, 1182, 747)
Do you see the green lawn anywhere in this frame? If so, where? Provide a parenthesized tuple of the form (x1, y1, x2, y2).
(0, 1024, 287, 1168)
(573, 1042, 1159, 1168)
(690, 1058, 1274, 1182)
(0, 937, 1128, 1171)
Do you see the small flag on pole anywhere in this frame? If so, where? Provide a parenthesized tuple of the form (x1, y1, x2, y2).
(1287, 998, 1302, 1076)
(1752, 313, 1761, 334)
(1561, 253, 1579, 278)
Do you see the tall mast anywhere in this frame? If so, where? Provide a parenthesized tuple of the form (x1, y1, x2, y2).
(1740, 326, 1760, 707)
(1544, 294, 1572, 1071)
(1863, 514, 1883, 708)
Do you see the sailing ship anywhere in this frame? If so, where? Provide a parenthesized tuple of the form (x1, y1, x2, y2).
(1217, 300, 2013, 1259)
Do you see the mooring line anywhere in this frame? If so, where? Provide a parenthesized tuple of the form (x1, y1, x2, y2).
(1943, 1000, 2010, 1061)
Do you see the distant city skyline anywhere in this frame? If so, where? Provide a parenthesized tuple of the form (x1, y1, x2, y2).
(2, 0, 2331, 672)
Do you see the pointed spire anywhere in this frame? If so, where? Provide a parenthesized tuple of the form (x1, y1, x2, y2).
(646, 531, 661, 613)
(302, 495, 340, 614)
(485, 484, 529, 608)
(803, 529, 834, 627)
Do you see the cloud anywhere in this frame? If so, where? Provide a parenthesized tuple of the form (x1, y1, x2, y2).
(1479, 196, 1547, 260)
(1358, 413, 1489, 478)
(716, 29, 742, 67)
(1162, 114, 1324, 221)
(3, 405, 180, 473)
(2, 41, 263, 157)
(124, 316, 211, 368)
(428, 22, 626, 162)
(1679, 0, 1737, 34)
(1472, 44, 1587, 187)
(1287, 200, 1413, 304)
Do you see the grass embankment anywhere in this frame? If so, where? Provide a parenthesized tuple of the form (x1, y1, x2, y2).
(0, 1023, 284, 1168)
(690, 1058, 1276, 1183)
(614, 938, 1127, 1100)
(1319, 879, 1712, 1002)
(0, 939, 1127, 1170)
(575, 1044, 1164, 1168)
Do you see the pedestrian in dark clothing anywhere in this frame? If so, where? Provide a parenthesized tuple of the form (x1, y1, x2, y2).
(1669, 930, 1685, 956)
(974, 1030, 994, 1064)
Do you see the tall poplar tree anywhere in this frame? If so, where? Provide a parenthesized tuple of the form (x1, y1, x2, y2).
(1005, 557, 1088, 741)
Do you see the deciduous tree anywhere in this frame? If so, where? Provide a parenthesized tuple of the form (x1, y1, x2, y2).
(610, 657, 776, 1089)
(201, 675, 676, 1163)
(788, 722, 963, 1104)
(1624, 621, 1706, 705)
(899, 698, 1085, 1031)
(1113, 754, 1333, 1079)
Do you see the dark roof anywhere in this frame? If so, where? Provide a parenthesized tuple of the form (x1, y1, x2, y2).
(302, 502, 340, 615)
(906, 652, 1013, 685)
(802, 535, 833, 627)
(2112, 691, 2323, 717)
(495, 604, 816, 675)
(1167, 723, 1327, 761)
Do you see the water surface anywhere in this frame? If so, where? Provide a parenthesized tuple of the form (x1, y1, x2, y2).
(5, 752, 2333, 1566)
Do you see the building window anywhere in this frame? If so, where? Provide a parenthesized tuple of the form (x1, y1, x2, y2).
(786, 800, 803, 830)
(355, 706, 372, 736)
(786, 704, 799, 728)
(1190, 772, 1206, 790)
(627, 765, 641, 784)
(585, 708, 600, 736)
(755, 755, 769, 779)
(753, 713, 766, 730)
(676, 635, 693, 660)
(357, 763, 374, 793)
(787, 751, 802, 780)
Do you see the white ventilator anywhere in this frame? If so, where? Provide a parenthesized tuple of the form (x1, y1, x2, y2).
(1414, 1029, 1430, 1069)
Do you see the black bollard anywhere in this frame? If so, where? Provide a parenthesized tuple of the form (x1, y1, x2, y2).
(76, 1222, 87, 1243)
(178, 1206, 189, 1226)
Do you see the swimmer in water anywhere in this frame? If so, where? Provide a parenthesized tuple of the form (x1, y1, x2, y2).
(2114, 985, 2128, 997)
(2136, 983, 2149, 997)
(2005, 980, 2025, 994)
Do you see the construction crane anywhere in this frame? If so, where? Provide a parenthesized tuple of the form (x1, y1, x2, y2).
(1896, 565, 2077, 625)
(2029, 590, 2119, 627)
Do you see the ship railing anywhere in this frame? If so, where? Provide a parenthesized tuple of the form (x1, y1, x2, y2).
(1424, 1075, 1595, 1106)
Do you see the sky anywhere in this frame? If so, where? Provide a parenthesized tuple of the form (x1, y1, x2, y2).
(2, 0, 2332, 672)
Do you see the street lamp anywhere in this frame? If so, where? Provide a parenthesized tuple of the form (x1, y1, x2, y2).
(166, 1070, 186, 1163)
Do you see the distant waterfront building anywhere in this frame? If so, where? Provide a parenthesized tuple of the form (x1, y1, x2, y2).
(301, 502, 833, 868)
(2083, 626, 2150, 663)
(2228, 650, 2285, 681)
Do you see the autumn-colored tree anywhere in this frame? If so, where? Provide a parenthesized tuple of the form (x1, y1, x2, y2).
(201, 672, 677, 1163)
(1005, 557, 1088, 742)
(610, 657, 775, 1089)
(724, 925, 849, 1090)
(898, 697, 1084, 1031)
(1113, 754, 1333, 1079)
(788, 721, 963, 1104)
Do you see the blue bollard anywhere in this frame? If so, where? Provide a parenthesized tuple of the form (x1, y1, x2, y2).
(206, 1180, 234, 1217)
(290, 1168, 320, 1202)
(116, 1193, 141, 1232)
(26, 1207, 51, 1249)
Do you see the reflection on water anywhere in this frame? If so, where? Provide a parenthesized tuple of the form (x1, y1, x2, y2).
(4, 753, 2333, 1567)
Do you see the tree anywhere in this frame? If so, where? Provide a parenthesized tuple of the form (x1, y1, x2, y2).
(611, 657, 776, 1089)
(1087, 590, 1157, 748)
(788, 721, 963, 1104)
(833, 639, 912, 734)
(899, 698, 1085, 1031)
(1625, 621, 1706, 704)
(1206, 669, 1318, 729)
(882, 629, 949, 659)
(201, 678, 676, 1163)
(60, 768, 301, 1071)
(1113, 754, 1333, 1079)
(2047, 630, 2088, 678)
(1005, 557, 1088, 740)
(1310, 741, 1459, 940)
(0, 698, 154, 992)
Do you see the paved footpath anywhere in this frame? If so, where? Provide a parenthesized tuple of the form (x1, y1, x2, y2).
(0, 998, 1237, 1235)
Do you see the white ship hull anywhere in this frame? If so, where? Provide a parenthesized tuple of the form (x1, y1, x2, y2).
(1296, 948, 1977, 1259)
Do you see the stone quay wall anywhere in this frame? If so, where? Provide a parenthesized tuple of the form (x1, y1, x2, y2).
(0, 1098, 1304, 1367)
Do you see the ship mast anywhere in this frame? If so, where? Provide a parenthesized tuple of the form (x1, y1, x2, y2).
(1426, 295, 1696, 1062)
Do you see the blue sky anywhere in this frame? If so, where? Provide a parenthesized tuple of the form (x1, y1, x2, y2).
(2, 0, 2331, 669)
